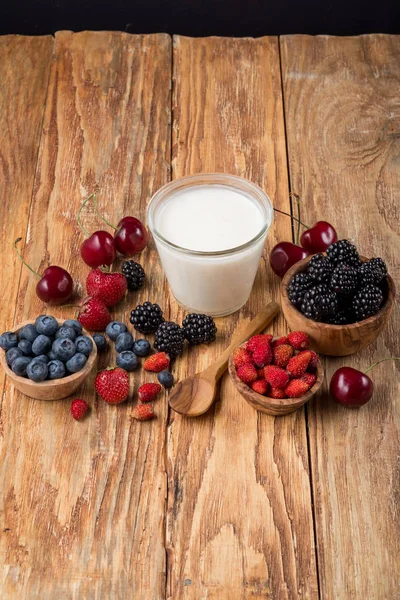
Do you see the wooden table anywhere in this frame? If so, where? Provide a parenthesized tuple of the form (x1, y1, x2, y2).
(0, 32, 399, 600)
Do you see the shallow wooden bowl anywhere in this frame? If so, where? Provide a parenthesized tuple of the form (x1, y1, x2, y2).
(281, 256, 396, 356)
(0, 319, 98, 401)
(228, 340, 324, 416)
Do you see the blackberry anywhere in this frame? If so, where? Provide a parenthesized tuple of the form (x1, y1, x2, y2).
(307, 253, 334, 283)
(352, 285, 384, 320)
(369, 258, 387, 280)
(301, 285, 338, 321)
(122, 260, 145, 291)
(326, 239, 361, 267)
(182, 313, 217, 345)
(287, 273, 312, 308)
(358, 258, 387, 287)
(130, 302, 164, 334)
(326, 310, 351, 325)
(330, 264, 359, 295)
(154, 321, 185, 356)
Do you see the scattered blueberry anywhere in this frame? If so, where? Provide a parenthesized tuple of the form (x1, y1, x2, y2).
(32, 334, 52, 356)
(63, 319, 83, 334)
(106, 321, 127, 341)
(0, 332, 18, 351)
(18, 339, 33, 356)
(66, 353, 88, 373)
(6, 347, 23, 366)
(35, 354, 49, 364)
(11, 356, 32, 377)
(47, 350, 57, 361)
(35, 315, 59, 336)
(26, 358, 48, 382)
(115, 332, 134, 353)
(116, 351, 138, 372)
(47, 359, 66, 379)
(157, 370, 174, 388)
(132, 338, 151, 357)
(52, 338, 76, 361)
(19, 324, 39, 343)
(93, 334, 107, 352)
(55, 326, 77, 341)
(75, 335, 93, 357)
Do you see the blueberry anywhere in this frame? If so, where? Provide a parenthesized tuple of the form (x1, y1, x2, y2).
(52, 338, 76, 361)
(47, 350, 57, 361)
(19, 324, 39, 343)
(66, 353, 88, 373)
(106, 321, 127, 341)
(18, 339, 33, 356)
(0, 332, 18, 350)
(132, 338, 151, 357)
(75, 335, 93, 357)
(47, 359, 66, 379)
(115, 332, 134, 353)
(116, 351, 138, 372)
(35, 315, 59, 336)
(6, 347, 23, 366)
(93, 334, 107, 352)
(32, 334, 52, 355)
(26, 358, 48, 382)
(55, 326, 76, 341)
(157, 370, 174, 388)
(35, 354, 49, 364)
(11, 356, 32, 377)
(63, 319, 82, 334)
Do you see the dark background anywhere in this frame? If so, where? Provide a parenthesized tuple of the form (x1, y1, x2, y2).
(2, 0, 399, 36)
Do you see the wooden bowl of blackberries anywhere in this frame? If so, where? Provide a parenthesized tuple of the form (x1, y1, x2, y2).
(281, 240, 396, 356)
(0, 316, 97, 400)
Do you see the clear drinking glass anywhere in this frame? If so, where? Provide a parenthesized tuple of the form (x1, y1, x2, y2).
(147, 173, 273, 317)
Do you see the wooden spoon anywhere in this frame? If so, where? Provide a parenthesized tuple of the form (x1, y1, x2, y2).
(169, 301, 280, 416)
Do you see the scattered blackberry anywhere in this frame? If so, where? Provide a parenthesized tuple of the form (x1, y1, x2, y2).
(330, 264, 359, 295)
(287, 273, 312, 308)
(326, 239, 361, 267)
(130, 302, 164, 334)
(182, 313, 217, 345)
(122, 260, 145, 291)
(358, 258, 387, 287)
(307, 253, 334, 283)
(154, 321, 185, 356)
(352, 285, 384, 320)
(301, 285, 338, 321)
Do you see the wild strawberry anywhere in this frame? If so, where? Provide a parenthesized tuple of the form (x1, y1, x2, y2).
(269, 386, 287, 399)
(86, 268, 127, 307)
(138, 383, 161, 402)
(273, 344, 294, 368)
(233, 347, 253, 368)
(252, 343, 272, 367)
(246, 334, 273, 353)
(257, 368, 265, 378)
(132, 404, 155, 421)
(236, 363, 258, 384)
(143, 352, 170, 372)
(95, 367, 129, 404)
(285, 378, 310, 398)
(264, 365, 289, 389)
(251, 379, 269, 395)
(301, 372, 317, 388)
(71, 399, 88, 420)
(287, 331, 309, 350)
(272, 335, 289, 348)
(78, 297, 111, 331)
(308, 350, 319, 369)
(286, 351, 312, 377)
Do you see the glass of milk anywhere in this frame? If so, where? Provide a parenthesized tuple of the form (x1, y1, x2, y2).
(147, 173, 273, 317)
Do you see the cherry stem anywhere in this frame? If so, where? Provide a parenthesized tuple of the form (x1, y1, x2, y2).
(14, 238, 40, 279)
(77, 193, 97, 237)
(93, 195, 118, 231)
(273, 207, 309, 230)
(364, 357, 400, 374)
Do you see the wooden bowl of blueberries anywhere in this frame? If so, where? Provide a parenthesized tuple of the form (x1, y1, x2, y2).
(281, 240, 396, 356)
(0, 316, 97, 400)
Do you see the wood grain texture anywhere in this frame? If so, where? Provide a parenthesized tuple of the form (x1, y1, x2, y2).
(0, 31, 171, 599)
(167, 36, 318, 599)
(281, 34, 400, 600)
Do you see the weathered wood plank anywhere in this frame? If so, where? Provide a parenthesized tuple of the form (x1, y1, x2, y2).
(281, 34, 400, 600)
(0, 31, 171, 599)
(167, 36, 319, 600)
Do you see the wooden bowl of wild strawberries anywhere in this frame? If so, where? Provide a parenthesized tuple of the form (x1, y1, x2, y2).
(228, 332, 324, 416)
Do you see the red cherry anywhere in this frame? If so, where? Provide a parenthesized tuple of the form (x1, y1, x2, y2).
(300, 221, 338, 253)
(269, 242, 309, 277)
(80, 231, 116, 268)
(114, 217, 148, 256)
(330, 367, 373, 408)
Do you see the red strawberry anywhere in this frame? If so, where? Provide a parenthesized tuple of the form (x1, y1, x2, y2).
(264, 365, 289, 389)
(285, 378, 310, 398)
(95, 367, 129, 404)
(287, 350, 312, 377)
(272, 335, 289, 348)
(273, 344, 294, 368)
(71, 399, 88, 420)
(251, 379, 269, 395)
(143, 352, 170, 372)
(236, 363, 258, 384)
(308, 350, 319, 369)
(246, 334, 273, 353)
(132, 404, 155, 421)
(78, 297, 111, 331)
(233, 347, 253, 368)
(301, 372, 317, 388)
(252, 343, 272, 368)
(269, 386, 287, 399)
(86, 268, 127, 307)
(138, 383, 162, 402)
(288, 331, 309, 350)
